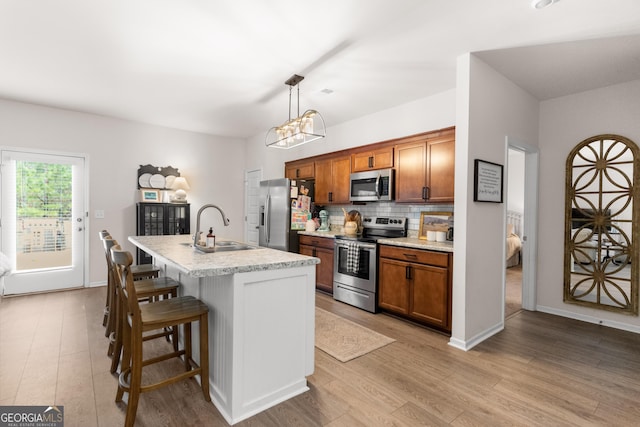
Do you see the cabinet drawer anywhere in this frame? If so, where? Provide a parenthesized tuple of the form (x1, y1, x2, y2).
(379, 245, 449, 267)
(299, 234, 335, 250)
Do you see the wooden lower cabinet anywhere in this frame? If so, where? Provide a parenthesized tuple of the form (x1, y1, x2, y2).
(299, 235, 334, 294)
(378, 245, 452, 332)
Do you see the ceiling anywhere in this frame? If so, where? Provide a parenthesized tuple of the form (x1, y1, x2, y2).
(1, 0, 639, 139)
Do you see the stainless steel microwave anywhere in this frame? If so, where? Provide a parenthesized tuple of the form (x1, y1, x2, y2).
(349, 169, 394, 202)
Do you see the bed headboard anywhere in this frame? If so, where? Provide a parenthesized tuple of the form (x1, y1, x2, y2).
(507, 210, 523, 237)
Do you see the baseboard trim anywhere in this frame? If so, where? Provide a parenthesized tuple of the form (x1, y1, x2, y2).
(448, 322, 504, 351)
(537, 305, 640, 334)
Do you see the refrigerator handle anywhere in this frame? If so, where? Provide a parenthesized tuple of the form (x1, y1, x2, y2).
(264, 193, 271, 243)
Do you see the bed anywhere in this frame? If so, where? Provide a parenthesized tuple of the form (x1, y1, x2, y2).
(506, 211, 523, 268)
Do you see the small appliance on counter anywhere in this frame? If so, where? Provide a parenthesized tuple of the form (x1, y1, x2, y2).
(318, 210, 330, 231)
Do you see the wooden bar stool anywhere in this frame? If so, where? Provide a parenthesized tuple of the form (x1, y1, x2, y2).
(100, 230, 160, 329)
(111, 247, 210, 427)
(104, 238, 180, 374)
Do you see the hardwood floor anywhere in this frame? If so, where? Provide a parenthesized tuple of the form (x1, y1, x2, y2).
(2, 286, 640, 426)
(505, 264, 522, 318)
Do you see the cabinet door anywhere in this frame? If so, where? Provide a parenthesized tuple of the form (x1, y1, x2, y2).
(394, 141, 427, 203)
(426, 133, 455, 203)
(285, 161, 315, 179)
(314, 156, 350, 204)
(330, 156, 351, 203)
(300, 243, 334, 294)
(314, 159, 332, 204)
(351, 147, 394, 172)
(410, 263, 449, 329)
(165, 204, 190, 235)
(315, 246, 334, 294)
(378, 258, 410, 315)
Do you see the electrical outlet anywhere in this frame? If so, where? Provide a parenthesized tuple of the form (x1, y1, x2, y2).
(95, 210, 105, 219)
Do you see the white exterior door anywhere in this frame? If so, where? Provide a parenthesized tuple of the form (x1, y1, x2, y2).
(1, 149, 86, 295)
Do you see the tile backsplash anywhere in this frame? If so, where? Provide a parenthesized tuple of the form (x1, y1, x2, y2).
(319, 202, 454, 238)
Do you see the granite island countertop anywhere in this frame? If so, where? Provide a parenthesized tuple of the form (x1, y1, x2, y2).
(129, 234, 319, 278)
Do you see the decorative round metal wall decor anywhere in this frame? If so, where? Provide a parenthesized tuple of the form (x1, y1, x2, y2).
(564, 134, 639, 315)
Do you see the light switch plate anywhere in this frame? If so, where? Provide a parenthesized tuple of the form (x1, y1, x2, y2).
(95, 210, 105, 219)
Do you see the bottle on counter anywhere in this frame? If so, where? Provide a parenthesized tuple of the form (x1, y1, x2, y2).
(206, 227, 216, 248)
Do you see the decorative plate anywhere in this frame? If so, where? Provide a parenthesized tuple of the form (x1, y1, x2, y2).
(149, 173, 166, 189)
(164, 175, 177, 189)
(138, 173, 151, 188)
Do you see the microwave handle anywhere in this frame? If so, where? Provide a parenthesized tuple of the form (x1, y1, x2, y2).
(375, 172, 381, 199)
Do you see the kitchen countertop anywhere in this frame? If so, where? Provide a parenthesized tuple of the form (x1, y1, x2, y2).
(128, 234, 319, 278)
(377, 237, 453, 252)
(298, 230, 453, 253)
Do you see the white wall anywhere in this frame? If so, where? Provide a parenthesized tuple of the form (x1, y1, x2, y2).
(537, 79, 640, 331)
(451, 54, 539, 350)
(0, 98, 246, 285)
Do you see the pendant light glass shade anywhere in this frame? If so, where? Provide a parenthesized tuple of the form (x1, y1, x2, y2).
(265, 74, 326, 149)
(265, 109, 326, 149)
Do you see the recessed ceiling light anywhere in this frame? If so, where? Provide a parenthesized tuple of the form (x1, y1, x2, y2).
(320, 88, 334, 95)
(531, 0, 557, 9)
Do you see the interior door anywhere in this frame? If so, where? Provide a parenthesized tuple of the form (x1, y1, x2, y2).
(244, 169, 262, 246)
(1, 149, 86, 295)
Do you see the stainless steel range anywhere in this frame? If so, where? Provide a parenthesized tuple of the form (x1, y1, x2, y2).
(333, 216, 407, 312)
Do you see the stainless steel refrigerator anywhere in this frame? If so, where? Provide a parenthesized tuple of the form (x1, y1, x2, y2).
(259, 178, 314, 252)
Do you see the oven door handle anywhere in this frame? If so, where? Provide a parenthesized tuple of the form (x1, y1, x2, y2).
(336, 242, 377, 250)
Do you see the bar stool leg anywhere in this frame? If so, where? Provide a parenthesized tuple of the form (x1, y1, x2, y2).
(199, 313, 211, 401)
(124, 323, 143, 427)
(184, 323, 192, 371)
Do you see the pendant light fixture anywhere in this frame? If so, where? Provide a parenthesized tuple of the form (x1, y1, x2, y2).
(265, 74, 326, 149)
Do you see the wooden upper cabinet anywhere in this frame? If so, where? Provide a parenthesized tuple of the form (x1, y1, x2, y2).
(284, 160, 315, 180)
(315, 156, 351, 204)
(425, 131, 455, 203)
(395, 128, 455, 203)
(395, 140, 428, 203)
(284, 127, 455, 204)
(351, 147, 394, 172)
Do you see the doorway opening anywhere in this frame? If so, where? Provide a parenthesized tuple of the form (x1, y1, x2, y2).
(504, 138, 539, 319)
(506, 148, 525, 317)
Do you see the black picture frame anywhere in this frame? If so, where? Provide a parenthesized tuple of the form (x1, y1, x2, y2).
(473, 159, 503, 203)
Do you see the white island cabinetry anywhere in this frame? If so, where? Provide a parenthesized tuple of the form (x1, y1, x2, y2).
(128, 235, 318, 425)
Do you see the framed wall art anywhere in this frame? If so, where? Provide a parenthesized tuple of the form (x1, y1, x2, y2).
(419, 211, 453, 240)
(473, 159, 503, 203)
(139, 189, 161, 203)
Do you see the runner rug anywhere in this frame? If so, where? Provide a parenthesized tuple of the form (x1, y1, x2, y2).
(315, 307, 395, 362)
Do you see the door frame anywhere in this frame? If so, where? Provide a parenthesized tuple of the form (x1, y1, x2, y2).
(504, 137, 539, 313)
(0, 146, 89, 294)
(244, 168, 262, 246)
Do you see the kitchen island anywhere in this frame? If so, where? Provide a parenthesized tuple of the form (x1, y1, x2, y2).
(128, 235, 319, 425)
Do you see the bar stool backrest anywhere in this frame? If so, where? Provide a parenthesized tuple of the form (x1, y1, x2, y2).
(110, 247, 142, 324)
